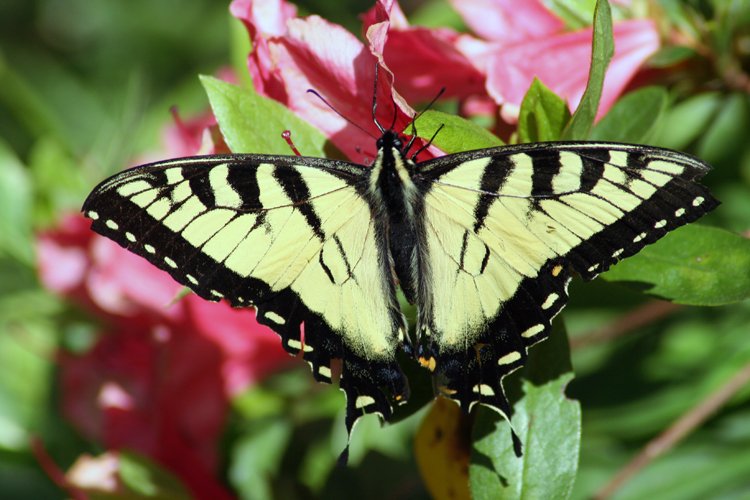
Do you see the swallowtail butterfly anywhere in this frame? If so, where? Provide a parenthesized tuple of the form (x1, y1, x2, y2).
(83, 84, 717, 460)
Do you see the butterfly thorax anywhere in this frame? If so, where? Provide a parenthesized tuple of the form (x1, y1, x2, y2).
(368, 130, 422, 306)
(369, 131, 418, 211)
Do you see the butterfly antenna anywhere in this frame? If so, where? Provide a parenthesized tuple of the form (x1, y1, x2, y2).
(404, 113, 419, 156)
(307, 89, 375, 139)
(372, 63, 386, 134)
(411, 123, 444, 160)
(404, 87, 446, 156)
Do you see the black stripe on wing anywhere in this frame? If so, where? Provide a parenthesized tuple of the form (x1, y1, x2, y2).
(82, 154, 408, 462)
(473, 156, 513, 232)
(431, 259, 570, 404)
(419, 142, 718, 280)
(417, 142, 717, 448)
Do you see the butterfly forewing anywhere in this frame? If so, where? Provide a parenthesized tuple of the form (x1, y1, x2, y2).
(83, 154, 409, 443)
(414, 142, 717, 416)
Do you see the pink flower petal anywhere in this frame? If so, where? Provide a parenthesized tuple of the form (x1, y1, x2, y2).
(233, 2, 424, 161)
(230, 0, 297, 37)
(449, 0, 563, 45)
(361, 0, 410, 31)
(187, 296, 292, 395)
(40, 209, 290, 498)
(86, 236, 184, 319)
(487, 19, 660, 122)
(363, 0, 500, 126)
(379, 27, 487, 102)
(37, 239, 87, 294)
(66, 452, 120, 493)
(60, 323, 234, 500)
(265, 16, 416, 160)
(98, 381, 135, 410)
(37, 215, 92, 295)
(161, 108, 216, 157)
(231, 0, 295, 104)
(598, 20, 661, 115)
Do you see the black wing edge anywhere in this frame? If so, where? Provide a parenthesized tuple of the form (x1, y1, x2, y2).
(419, 141, 718, 280)
(425, 258, 571, 458)
(557, 146, 718, 280)
(418, 142, 718, 456)
(416, 141, 712, 177)
(82, 156, 408, 464)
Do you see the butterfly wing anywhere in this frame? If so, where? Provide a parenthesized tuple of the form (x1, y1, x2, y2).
(83, 154, 408, 443)
(414, 143, 717, 420)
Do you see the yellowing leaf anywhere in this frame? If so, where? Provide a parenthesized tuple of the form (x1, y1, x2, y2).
(414, 397, 471, 500)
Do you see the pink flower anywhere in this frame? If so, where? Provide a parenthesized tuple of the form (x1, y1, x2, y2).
(450, 0, 564, 46)
(362, 0, 487, 103)
(146, 85, 234, 164)
(230, 0, 424, 162)
(162, 108, 217, 158)
(38, 212, 291, 498)
(484, 17, 660, 122)
(59, 319, 233, 500)
(366, 0, 659, 123)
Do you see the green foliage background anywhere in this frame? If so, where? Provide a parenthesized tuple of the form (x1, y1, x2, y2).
(1, 0, 750, 498)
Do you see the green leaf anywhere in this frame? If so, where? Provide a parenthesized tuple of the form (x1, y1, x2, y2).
(409, 0, 466, 29)
(647, 46, 698, 68)
(299, 438, 339, 494)
(613, 444, 750, 500)
(470, 321, 581, 499)
(562, 0, 614, 140)
(602, 225, 750, 306)
(0, 319, 55, 452)
(518, 78, 571, 143)
(200, 75, 327, 157)
(336, 407, 421, 465)
(118, 451, 191, 499)
(544, 0, 597, 29)
(590, 87, 668, 143)
(695, 93, 750, 167)
(415, 110, 503, 154)
(713, 182, 750, 233)
(229, 419, 292, 500)
(654, 92, 723, 150)
(0, 140, 32, 264)
(2, 48, 120, 158)
(655, 1, 701, 40)
(28, 137, 89, 225)
(232, 386, 286, 420)
(0, 49, 69, 150)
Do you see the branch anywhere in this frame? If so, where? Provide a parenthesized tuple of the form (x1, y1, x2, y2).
(570, 300, 681, 351)
(594, 360, 750, 499)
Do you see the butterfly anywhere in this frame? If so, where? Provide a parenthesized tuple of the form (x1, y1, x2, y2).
(82, 91, 717, 461)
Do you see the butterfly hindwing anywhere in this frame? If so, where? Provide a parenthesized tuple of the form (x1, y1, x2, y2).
(83, 154, 409, 442)
(414, 142, 717, 417)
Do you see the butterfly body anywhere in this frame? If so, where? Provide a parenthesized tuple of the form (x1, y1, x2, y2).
(83, 129, 717, 457)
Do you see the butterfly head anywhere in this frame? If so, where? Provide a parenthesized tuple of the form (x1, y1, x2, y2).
(368, 128, 420, 208)
(376, 129, 405, 155)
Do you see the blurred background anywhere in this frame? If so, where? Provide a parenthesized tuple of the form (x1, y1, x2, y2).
(1, 0, 750, 498)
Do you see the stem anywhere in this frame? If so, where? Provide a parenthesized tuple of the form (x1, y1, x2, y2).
(594, 360, 750, 499)
(31, 437, 87, 500)
(570, 300, 681, 351)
